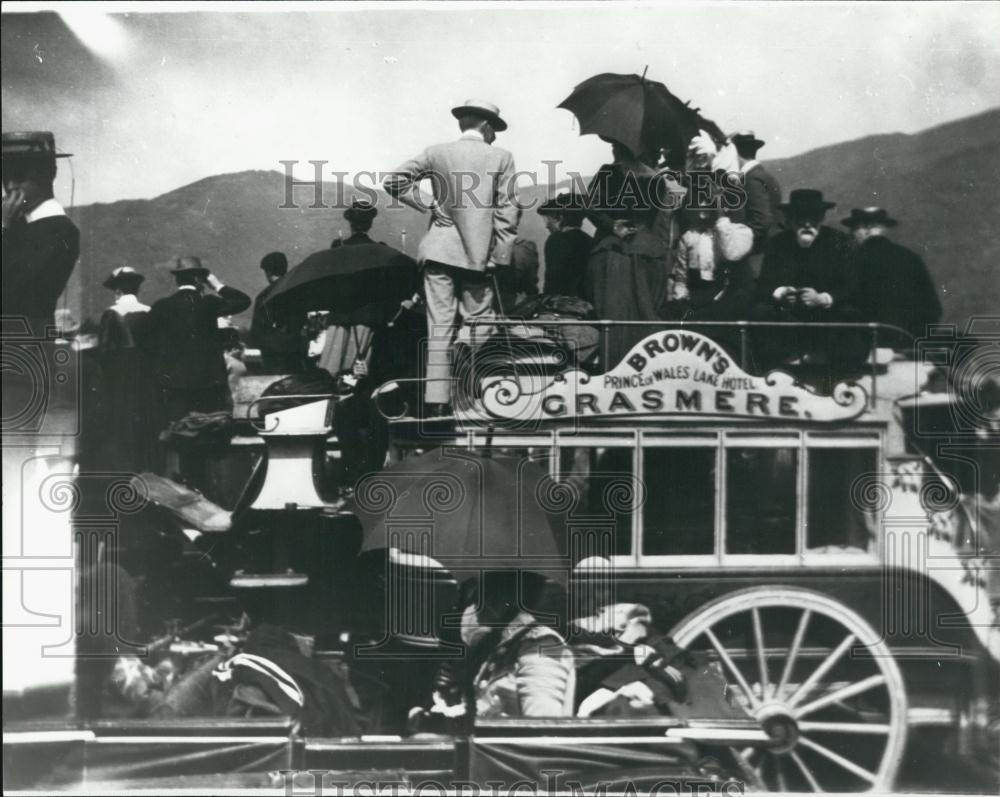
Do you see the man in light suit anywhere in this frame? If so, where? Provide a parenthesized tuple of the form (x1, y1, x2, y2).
(729, 131, 782, 275)
(384, 100, 518, 414)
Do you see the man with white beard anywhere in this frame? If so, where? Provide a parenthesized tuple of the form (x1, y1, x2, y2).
(751, 189, 864, 372)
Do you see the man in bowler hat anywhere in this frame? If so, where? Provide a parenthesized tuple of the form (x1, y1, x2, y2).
(148, 256, 251, 422)
(729, 131, 781, 270)
(332, 198, 383, 247)
(384, 99, 519, 415)
(753, 189, 864, 370)
(842, 207, 941, 341)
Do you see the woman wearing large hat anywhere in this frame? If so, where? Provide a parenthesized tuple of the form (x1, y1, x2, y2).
(85, 266, 160, 472)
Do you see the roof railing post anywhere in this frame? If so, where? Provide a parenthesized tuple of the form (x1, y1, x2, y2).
(739, 322, 749, 371)
(870, 325, 879, 410)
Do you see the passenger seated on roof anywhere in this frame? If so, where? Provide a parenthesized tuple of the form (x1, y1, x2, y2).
(663, 183, 754, 323)
(430, 571, 575, 719)
(751, 189, 867, 373)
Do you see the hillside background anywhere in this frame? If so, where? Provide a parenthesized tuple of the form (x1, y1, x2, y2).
(67, 109, 999, 330)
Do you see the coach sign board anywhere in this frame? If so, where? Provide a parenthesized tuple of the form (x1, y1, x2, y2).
(465, 330, 868, 424)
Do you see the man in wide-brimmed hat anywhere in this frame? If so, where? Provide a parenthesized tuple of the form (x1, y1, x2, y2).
(842, 207, 941, 340)
(752, 189, 865, 370)
(383, 99, 519, 415)
(2, 131, 79, 339)
(729, 131, 781, 269)
(332, 198, 384, 248)
(538, 192, 593, 299)
(148, 256, 252, 421)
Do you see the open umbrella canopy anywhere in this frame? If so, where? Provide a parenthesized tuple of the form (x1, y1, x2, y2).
(347, 447, 570, 582)
(558, 71, 725, 161)
(262, 243, 419, 325)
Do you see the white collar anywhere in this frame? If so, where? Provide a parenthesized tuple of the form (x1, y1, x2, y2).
(25, 198, 67, 223)
(110, 294, 150, 315)
(460, 129, 486, 142)
(177, 284, 198, 292)
(740, 159, 760, 175)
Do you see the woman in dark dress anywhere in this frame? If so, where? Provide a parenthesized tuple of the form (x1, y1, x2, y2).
(92, 267, 160, 473)
(585, 175, 673, 367)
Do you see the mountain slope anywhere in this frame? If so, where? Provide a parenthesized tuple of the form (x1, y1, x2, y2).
(70, 109, 999, 328)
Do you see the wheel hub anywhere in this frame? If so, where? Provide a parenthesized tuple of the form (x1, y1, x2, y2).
(757, 702, 800, 755)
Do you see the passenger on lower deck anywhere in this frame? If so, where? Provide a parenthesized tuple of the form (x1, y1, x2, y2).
(457, 571, 576, 719)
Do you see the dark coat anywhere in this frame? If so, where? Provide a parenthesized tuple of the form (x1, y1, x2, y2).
(250, 281, 304, 363)
(149, 286, 251, 390)
(757, 226, 858, 307)
(496, 237, 541, 310)
(330, 232, 383, 247)
(1, 214, 79, 337)
(543, 228, 593, 299)
(854, 236, 942, 338)
(743, 164, 782, 253)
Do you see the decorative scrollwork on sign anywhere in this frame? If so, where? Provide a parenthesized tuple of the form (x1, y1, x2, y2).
(535, 474, 581, 514)
(480, 375, 534, 419)
(106, 477, 149, 515)
(353, 476, 400, 514)
(851, 472, 893, 513)
(420, 474, 466, 514)
(38, 473, 80, 514)
(830, 380, 868, 412)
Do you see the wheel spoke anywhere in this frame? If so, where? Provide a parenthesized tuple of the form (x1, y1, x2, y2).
(798, 720, 891, 735)
(799, 735, 878, 784)
(790, 750, 822, 791)
(775, 756, 789, 792)
(705, 627, 761, 709)
(777, 608, 810, 701)
(795, 673, 887, 718)
(751, 607, 770, 700)
(786, 633, 855, 708)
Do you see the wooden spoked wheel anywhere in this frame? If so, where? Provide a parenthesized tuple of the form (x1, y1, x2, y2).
(670, 587, 908, 792)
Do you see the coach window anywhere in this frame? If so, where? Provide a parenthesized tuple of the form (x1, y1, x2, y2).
(806, 444, 879, 553)
(557, 446, 635, 557)
(641, 447, 717, 556)
(725, 446, 798, 554)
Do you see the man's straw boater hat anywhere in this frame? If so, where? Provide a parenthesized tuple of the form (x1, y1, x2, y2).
(1, 131, 73, 161)
(451, 99, 508, 132)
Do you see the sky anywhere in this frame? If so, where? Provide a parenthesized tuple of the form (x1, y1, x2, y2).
(2, 1, 999, 207)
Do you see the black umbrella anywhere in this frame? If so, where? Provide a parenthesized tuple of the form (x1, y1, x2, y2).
(347, 447, 570, 582)
(558, 70, 726, 160)
(263, 243, 420, 325)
